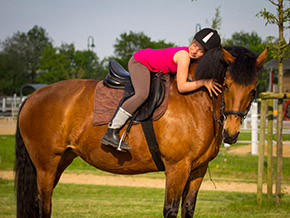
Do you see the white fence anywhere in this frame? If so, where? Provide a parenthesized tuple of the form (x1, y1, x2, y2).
(226, 102, 290, 155)
(0, 94, 24, 117)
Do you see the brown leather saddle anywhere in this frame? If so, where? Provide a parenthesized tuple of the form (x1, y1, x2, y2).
(93, 60, 171, 126)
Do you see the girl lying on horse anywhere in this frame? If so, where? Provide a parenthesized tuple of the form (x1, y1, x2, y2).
(101, 28, 222, 150)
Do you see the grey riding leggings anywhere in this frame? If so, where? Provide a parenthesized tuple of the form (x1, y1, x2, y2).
(121, 56, 151, 115)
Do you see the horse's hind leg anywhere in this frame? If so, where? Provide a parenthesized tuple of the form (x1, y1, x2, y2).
(181, 164, 208, 218)
(34, 155, 62, 218)
(35, 149, 77, 217)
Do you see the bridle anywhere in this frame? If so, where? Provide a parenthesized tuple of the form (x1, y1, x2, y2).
(213, 79, 256, 125)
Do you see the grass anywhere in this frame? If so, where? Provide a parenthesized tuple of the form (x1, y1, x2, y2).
(0, 135, 15, 170)
(1, 134, 290, 217)
(1, 178, 290, 218)
(208, 150, 290, 183)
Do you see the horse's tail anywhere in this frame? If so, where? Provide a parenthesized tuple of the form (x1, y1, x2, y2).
(15, 98, 39, 218)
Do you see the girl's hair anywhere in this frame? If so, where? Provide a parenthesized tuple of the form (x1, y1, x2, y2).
(194, 46, 228, 84)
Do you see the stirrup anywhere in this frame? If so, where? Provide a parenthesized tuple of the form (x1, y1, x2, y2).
(116, 111, 137, 151)
(117, 130, 131, 151)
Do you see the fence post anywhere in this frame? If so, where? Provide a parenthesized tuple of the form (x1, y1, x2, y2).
(2, 98, 6, 112)
(267, 99, 273, 199)
(257, 99, 267, 205)
(251, 102, 258, 155)
(12, 94, 17, 117)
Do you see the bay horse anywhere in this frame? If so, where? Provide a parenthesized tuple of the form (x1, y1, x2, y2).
(15, 46, 267, 218)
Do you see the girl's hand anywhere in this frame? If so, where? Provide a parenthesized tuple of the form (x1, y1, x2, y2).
(202, 79, 222, 97)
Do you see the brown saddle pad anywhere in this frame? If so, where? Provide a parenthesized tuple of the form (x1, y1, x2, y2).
(92, 74, 172, 126)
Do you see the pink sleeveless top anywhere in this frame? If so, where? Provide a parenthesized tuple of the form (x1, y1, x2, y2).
(133, 47, 188, 73)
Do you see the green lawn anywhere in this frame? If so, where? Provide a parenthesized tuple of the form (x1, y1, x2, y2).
(1, 134, 290, 217)
(1, 178, 290, 218)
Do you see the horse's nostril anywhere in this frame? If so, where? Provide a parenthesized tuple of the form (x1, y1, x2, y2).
(223, 130, 240, 144)
(223, 129, 229, 138)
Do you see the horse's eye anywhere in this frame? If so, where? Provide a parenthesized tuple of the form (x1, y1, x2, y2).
(250, 89, 256, 95)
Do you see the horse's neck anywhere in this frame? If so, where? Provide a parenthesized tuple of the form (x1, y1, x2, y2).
(169, 78, 222, 117)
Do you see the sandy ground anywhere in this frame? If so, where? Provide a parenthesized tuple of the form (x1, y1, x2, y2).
(0, 118, 16, 135)
(1, 170, 289, 194)
(227, 144, 290, 157)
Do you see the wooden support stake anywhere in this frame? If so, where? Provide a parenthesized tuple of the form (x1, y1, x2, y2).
(267, 99, 273, 199)
(258, 99, 267, 205)
(276, 99, 284, 205)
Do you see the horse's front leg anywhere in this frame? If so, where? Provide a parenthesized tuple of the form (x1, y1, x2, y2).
(181, 164, 208, 218)
(163, 161, 191, 218)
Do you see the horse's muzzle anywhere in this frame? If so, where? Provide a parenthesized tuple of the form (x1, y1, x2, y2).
(223, 130, 240, 144)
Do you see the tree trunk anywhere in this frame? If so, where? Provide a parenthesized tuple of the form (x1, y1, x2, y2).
(275, 0, 284, 205)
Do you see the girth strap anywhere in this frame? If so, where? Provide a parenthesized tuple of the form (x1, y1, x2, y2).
(141, 118, 165, 171)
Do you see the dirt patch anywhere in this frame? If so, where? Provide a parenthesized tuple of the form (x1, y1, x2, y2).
(1, 170, 289, 194)
(0, 118, 16, 135)
(226, 144, 290, 157)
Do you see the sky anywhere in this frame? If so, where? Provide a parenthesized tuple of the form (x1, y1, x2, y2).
(0, 0, 289, 59)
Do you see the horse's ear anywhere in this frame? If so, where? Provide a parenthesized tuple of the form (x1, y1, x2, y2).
(256, 48, 268, 68)
(222, 48, 235, 65)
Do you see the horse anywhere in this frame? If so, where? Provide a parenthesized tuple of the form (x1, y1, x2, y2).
(15, 46, 267, 218)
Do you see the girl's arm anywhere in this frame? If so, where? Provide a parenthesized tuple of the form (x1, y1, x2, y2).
(174, 50, 222, 97)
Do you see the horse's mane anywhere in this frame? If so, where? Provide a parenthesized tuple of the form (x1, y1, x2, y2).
(194, 46, 228, 84)
(224, 46, 258, 85)
(194, 46, 258, 85)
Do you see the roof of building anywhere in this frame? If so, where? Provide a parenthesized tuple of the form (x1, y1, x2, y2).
(264, 56, 290, 70)
(20, 84, 47, 97)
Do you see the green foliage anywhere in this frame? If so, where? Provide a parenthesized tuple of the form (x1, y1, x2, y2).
(111, 31, 176, 70)
(257, 8, 279, 26)
(256, 0, 290, 61)
(37, 43, 106, 83)
(0, 25, 52, 95)
(223, 31, 268, 57)
(208, 6, 222, 31)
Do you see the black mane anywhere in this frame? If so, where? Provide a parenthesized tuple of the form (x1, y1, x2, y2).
(194, 46, 228, 84)
(224, 46, 258, 85)
(194, 46, 258, 85)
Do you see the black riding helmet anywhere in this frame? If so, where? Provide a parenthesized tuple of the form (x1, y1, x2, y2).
(194, 28, 221, 51)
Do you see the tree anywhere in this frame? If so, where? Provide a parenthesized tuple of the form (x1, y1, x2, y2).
(37, 43, 106, 84)
(209, 6, 222, 31)
(223, 31, 267, 55)
(0, 25, 52, 94)
(256, 0, 290, 205)
(111, 31, 176, 69)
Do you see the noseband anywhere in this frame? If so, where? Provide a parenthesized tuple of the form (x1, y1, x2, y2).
(213, 81, 255, 125)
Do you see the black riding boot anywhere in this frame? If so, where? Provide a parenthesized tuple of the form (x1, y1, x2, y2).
(101, 128, 131, 150)
(101, 107, 132, 150)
